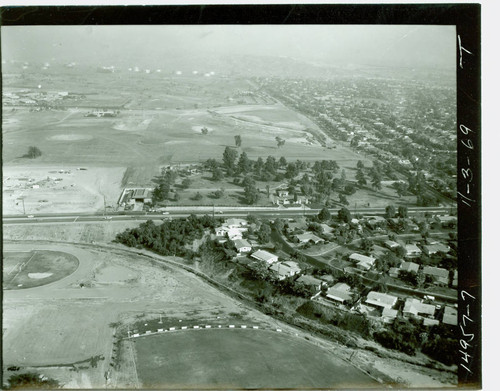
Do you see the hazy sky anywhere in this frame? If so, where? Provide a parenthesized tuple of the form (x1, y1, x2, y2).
(1, 25, 456, 69)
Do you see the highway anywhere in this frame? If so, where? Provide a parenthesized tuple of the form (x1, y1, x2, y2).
(3, 206, 456, 225)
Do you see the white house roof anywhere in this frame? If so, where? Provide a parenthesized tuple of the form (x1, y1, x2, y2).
(233, 239, 251, 250)
(382, 307, 398, 319)
(405, 244, 422, 254)
(400, 261, 419, 273)
(443, 306, 458, 326)
(326, 287, 353, 303)
(349, 253, 376, 265)
(423, 266, 449, 283)
(296, 232, 324, 243)
(404, 298, 436, 317)
(365, 291, 398, 309)
(251, 250, 278, 263)
(296, 275, 322, 287)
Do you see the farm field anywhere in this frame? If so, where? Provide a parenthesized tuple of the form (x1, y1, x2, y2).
(133, 329, 378, 389)
(3, 250, 79, 290)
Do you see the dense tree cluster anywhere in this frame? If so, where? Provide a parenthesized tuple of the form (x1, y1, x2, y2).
(25, 146, 42, 159)
(114, 215, 217, 257)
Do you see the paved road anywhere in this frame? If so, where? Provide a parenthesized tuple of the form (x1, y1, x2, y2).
(3, 206, 456, 225)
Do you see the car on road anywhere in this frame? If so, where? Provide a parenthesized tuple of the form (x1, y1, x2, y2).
(103, 216, 113, 220)
(27, 215, 35, 219)
(162, 211, 170, 215)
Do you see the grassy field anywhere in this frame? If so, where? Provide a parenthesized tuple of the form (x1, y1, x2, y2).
(134, 329, 378, 389)
(3, 250, 80, 290)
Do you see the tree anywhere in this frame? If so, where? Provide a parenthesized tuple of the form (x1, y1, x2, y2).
(7, 373, 60, 389)
(340, 169, 347, 186)
(201, 126, 209, 135)
(192, 192, 203, 201)
(222, 146, 238, 171)
(25, 146, 42, 159)
(355, 169, 367, 186)
(257, 223, 272, 243)
(278, 156, 287, 169)
(338, 207, 351, 223)
(339, 193, 349, 206)
(214, 188, 224, 199)
(212, 167, 223, 181)
(360, 237, 374, 254)
(234, 134, 242, 148)
(398, 205, 408, 218)
(243, 178, 259, 205)
(274, 218, 285, 232)
(181, 178, 192, 189)
(393, 181, 408, 198)
(275, 136, 286, 148)
(265, 156, 277, 174)
(385, 205, 396, 218)
(318, 206, 331, 222)
(357, 160, 365, 170)
(395, 245, 407, 258)
(237, 152, 251, 174)
(370, 170, 382, 190)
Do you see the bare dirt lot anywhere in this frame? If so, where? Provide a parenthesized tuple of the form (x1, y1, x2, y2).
(2, 242, 248, 388)
(3, 166, 125, 215)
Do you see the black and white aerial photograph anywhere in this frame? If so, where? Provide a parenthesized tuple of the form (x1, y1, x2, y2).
(1, 4, 481, 390)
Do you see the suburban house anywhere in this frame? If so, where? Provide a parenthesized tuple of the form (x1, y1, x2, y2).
(215, 226, 246, 241)
(270, 189, 310, 206)
(400, 261, 420, 274)
(381, 307, 399, 323)
(365, 216, 387, 228)
(435, 215, 457, 227)
(296, 275, 324, 291)
(442, 306, 458, 326)
(233, 239, 252, 254)
(320, 224, 334, 235)
(389, 267, 400, 278)
(365, 291, 398, 310)
(269, 261, 301, 280)
(404, 244, 422, 258)
(403, 298, 436, 319)
(452, 270, 458, 288)
(423, 318, 440, 327)
(422, 243, 450, 256)
(422, 266, 449, 285)
(225, 218, 248, 228)
(325, 283, 353, 304)
(251, 250, 278, 265)
(384, 240, 400, 250)
(296, 232, 324, 245)
(349, 253, 376, 271)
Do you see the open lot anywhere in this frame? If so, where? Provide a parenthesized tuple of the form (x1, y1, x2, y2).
(134, 329, 378, 389)
(3, 250, 79, 290)
(2, 242, 258, 388)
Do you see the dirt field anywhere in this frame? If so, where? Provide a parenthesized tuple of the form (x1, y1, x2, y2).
(2, 242, 248, 388)
(2, 166, 125, 215)
(133, 329, 378, 389)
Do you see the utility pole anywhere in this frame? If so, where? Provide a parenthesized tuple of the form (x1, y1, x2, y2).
(103, 195, 106, 217)
(20, 197, 26, 215)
